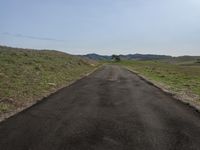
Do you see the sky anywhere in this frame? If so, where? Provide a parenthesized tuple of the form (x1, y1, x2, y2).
(0, 0, 200, 56)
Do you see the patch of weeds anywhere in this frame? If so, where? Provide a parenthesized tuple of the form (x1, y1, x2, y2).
(34, 65, 41, 71)
(0, 103, 11, 112)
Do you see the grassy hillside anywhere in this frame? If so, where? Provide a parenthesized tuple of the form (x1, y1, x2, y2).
(162, 56, 200, 65)
(119, 60, 200, 101)
(0, 46, 98, 114)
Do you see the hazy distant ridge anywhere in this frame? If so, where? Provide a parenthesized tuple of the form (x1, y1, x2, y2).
(83, 53, 172, 60)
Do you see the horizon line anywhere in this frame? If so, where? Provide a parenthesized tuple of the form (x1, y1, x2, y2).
(0, 44, 199, 57)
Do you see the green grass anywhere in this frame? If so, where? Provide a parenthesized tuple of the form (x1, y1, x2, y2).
(0, 46, 99, 113)
(118, 60, 200, 99)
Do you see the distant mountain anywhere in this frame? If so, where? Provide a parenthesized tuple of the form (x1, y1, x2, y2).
(82, 53, 172, 61)
(82, 53, 112, 60)
(119, 54, 172, 60)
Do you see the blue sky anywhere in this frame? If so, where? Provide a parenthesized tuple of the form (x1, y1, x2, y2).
(0, 0, 200, 56)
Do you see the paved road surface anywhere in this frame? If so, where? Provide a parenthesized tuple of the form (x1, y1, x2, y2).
(0, 65, 200, 150)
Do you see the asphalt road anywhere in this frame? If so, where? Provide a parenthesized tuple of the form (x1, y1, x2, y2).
(0, 65, 200, 150)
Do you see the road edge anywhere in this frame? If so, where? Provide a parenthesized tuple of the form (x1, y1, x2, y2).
(0, 65, 103, 123)
(124, 66, 200, 113)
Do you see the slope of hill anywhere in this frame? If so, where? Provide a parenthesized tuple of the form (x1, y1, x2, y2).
(0, 46, 98, 115)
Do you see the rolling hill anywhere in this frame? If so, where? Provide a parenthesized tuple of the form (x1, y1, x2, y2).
(0, 46, 98, 115)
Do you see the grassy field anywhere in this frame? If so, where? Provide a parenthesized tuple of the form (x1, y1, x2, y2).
(0, 46, 98, 114)
(119, 60, 200, 101)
